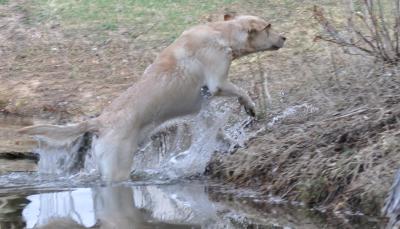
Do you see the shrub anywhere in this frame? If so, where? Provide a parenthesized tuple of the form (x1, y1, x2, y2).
(314, 0, 400, 64)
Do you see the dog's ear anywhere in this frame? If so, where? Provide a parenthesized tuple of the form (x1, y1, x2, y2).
(224, 13, 235, 21)
(249, 21, 271, 33)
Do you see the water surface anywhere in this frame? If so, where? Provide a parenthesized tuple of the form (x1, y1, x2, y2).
(0, 171, 382, 229)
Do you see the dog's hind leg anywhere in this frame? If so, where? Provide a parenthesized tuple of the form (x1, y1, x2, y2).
(94, 129, 138, 183)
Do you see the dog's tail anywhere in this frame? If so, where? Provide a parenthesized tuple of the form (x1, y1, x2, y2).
(18, 119, 99, 145)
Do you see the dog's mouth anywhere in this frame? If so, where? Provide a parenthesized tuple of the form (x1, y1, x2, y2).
(270, 45, 281, 50)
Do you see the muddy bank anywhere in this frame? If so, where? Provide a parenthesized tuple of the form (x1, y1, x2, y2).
(207, 65, 400, 217)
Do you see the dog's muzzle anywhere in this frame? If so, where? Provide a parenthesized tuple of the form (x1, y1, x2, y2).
(270, 45, 281, 50)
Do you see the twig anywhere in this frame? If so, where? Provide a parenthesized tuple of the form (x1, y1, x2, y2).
(314, 1, 400, 64)
(395, 0, 400, 54)
(323, 107, 369, 122)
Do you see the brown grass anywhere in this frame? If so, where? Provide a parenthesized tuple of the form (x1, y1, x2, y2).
(201, 1, 400, 218)
(208, 45, 400, 216)
(314, 0, 400, 64)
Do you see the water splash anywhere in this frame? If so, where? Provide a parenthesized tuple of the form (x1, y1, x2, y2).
(267, 103, 318, 127)
(132, 98, 255, 179)
(29, 99, 321, 182)
(383, 169, 400, 228)
(28, 98, 258, 181)
(34, 132, 94, 176)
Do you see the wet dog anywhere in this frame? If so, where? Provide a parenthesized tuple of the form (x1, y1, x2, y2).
(19, 14, 286, 182)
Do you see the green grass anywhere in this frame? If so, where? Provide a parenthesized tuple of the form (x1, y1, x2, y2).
(0, 0, 8, 5)
(28, 0, 236, 37)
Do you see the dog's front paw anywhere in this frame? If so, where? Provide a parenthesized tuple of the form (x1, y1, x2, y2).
(239, 97, 256, 117)
(244, 103, 256, 117)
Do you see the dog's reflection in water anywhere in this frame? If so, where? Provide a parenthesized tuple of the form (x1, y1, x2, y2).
(26, 185, 213, 229)
(35, 186, 144, 229)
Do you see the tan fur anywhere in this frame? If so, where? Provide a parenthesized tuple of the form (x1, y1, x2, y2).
(18, 14, 286, 182)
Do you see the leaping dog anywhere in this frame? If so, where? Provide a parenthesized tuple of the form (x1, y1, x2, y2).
(19, 14, 286, 182)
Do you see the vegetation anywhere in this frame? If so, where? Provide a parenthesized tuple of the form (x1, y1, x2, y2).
(314, 0, 400, 64)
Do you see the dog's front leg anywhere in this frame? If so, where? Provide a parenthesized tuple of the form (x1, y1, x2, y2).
(216, 81, 256, 117)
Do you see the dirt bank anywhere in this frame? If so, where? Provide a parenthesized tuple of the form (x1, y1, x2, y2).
(207, 63, 400, 217)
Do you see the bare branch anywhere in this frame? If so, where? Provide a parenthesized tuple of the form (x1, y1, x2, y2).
(395, 0, 400, 55)
(377, 0, 396, 59)
(314, 1, 400, 64)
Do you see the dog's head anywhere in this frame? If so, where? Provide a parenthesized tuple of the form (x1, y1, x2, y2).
(224, 14, 286, 57)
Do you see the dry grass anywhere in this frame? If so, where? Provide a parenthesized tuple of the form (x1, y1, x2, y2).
(314, 0, 400, 64)
(0, 0, 337, 120)
(0, 0, 238, 121)
(201, 1, 400, 217)
(208, 39, 400, 216)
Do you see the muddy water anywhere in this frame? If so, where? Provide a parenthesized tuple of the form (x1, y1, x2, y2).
(0, 157, 384, 229)
(0, 169, 381, 229)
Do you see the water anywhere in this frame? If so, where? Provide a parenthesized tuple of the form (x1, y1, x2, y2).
(0, 179, 381, 229)
(132, 98, 256, 179)
(383, 170, 400, 228)
(0, 103, 384, 228)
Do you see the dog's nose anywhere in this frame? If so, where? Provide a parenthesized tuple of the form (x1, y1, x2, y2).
(282, 36, 287, 41)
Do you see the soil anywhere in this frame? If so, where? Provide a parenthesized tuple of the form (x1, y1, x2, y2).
(0, 0, 159, 154)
